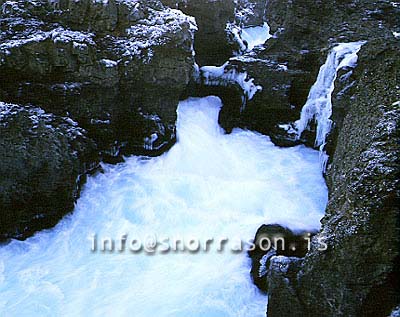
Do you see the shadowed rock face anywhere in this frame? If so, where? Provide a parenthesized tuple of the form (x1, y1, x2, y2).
(236, 1, 400, 316)
(297, 39, 400, 317)
(217, 0, 399, 148)
(0, 102, 96, 240)
(0, 0, 197, 240)
(234, 0, 268, 26)
(248, 224, 315, 293)
(262, 39, 400, 317)
(161, 0, 235, 65)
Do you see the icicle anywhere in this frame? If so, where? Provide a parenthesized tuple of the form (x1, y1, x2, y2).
(294, 41, 366, 172)
(200, 63, 262, 112)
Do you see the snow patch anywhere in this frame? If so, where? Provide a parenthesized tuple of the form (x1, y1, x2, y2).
(278, 123, 297, 134)
(200, 62, 262, 109)
(100, 59, 118, 68)
(51, 28, 95, 45)
(0, 27, 95, 54)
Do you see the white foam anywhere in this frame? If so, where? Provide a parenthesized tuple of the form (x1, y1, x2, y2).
(241, 23, 272, 51)
(0, 96, 327, 316)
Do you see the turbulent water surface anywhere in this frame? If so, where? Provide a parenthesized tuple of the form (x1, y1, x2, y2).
(241, 23, 272, 51)
(0, 96, 328, 316)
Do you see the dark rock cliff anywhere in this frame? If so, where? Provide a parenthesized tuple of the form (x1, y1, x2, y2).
(161, 0, 236, 65)
(265, 37, 399, 317)
(212, 0, 399, 148)
(0, 0, 196, 240)
(296, 39, 400, 317)
(0, 0, 196, 156)
(0, 102, 95, 239)
(244, 0, 400, 315)
(0, 1, 399, 315)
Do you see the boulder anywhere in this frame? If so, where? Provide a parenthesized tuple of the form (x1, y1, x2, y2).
(266, 256, 305, 317)
(248, 224, 315, 293)
(0, 102, 95, 240)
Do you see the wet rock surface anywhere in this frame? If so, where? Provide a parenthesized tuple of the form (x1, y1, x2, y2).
(216, 0, 399, 148)
(248, 224, 315, 293)
(0, 0, 196, 240)
(296, 39, 400, 317)
(0, 102, 95, 240)
(261, 39, 400, 317)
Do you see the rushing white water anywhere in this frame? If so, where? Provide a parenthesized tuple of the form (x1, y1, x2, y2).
(228, 22, 272, 53)
(240, 23, 272, 51)
(294, 41, 365, 170)
(0, 96, 328, 317)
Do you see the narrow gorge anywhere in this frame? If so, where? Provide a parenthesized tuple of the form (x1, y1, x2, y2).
(0, 0, 399, 316)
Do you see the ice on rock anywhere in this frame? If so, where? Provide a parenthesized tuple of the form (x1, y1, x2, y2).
(0, 96, 328, 317)
(51, 28, 95, 45)
(144, 133, 159, 151)
(294, 41, 366, 171)
(200, 63, 262, 110)
(0, 32, 48, 52)
(229, 24, 248, 52)
(0, 27, 95, 55)
(100, 59, 118, 68)
(200, 22, 271, 110)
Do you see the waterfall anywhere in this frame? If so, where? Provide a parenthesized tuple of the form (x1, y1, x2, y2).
(0, 96, 328, 317)
(294, 41, 366, 171)
(240, 22, 272, 51)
